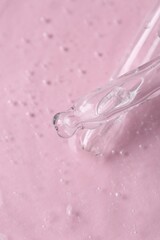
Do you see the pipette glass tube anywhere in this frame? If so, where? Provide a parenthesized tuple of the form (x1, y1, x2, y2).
(53, 2, 160, 155)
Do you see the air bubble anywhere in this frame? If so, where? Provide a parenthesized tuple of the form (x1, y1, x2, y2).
(111, 149, 115, 154)
(43, 32, 54, 40)
(78, 68, 87, 75)
(26, 112, 36, 118)
(119, 150, 123, 155)
(115, 192, 119, 197)
(7, 100, 18, 106)
(40, 17, 52, 24)
(94, 51, 103, 58)
(66, 204, 72, 216)
(59, 46, 70, 52)
(43, 79, 52, 85)
(114, 19, 122, 25)
(88, 235, 92, 239)
(20, 37, 31, 45)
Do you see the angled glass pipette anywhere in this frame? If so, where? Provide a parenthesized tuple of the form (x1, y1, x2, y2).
(53, 2, 160, 155)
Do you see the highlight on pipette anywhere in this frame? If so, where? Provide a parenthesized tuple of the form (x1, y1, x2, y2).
(53, 57, 160, 139)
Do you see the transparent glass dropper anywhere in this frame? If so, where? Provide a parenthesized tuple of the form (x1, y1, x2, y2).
(117, 2, 160, 75)
(53, 2, 160, 155)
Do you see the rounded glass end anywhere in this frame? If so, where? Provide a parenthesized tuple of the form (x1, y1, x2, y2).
(53, 111, 81, 138)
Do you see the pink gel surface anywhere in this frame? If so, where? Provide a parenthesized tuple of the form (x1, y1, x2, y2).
(0, 0, 160, 239)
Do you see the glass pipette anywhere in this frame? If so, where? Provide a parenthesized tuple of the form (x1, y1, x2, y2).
(53, 2, 160, 155)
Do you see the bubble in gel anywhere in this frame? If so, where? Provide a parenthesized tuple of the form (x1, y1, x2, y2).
(43, 32, 54, 40)
(66, 204, 72, 216)
(59, 46, 70, 52)
(40, 17, 52, 24)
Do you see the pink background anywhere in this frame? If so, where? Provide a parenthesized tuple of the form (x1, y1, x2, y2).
(0, 0, 160, 239)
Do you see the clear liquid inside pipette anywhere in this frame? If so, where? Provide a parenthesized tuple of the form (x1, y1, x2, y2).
(53, 57, 160, 139)
(53, 2, 160, 155)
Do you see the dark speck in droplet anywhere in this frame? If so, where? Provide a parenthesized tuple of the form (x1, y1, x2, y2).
(43, 17, 52, 24)
(13, 101, 18, 106)
(81, 69, 87, 75)
(97, 52, 103, 57)
(63, 47, 69, 52)
(94, 51, 103, 58)
(43, 32, 54, 40)
(64, 180, 70, 185)
(22, 101, 27, 106)
(117, 19, 122, 25)
(29, 70, 35, 77)
(25, 38, 31, 44)
(60, 46, 70, 52)
(48, 33, 54, 39)
(98, 52, 103, 57)
(43, 79, 52, 85)
(21, 38, 31, 45)
(30, 113, 36, 118)
(46, 80, 52, 85)
(41, 17, 48, 23)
